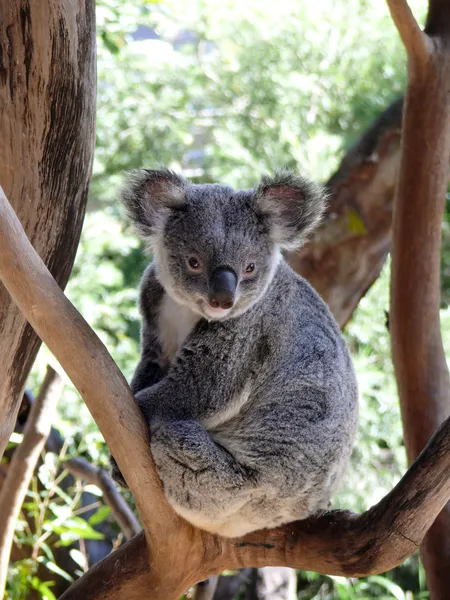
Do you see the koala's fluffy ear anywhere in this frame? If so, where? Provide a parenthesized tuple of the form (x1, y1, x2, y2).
(255, 170, 327, 250)
(120, 168, 186, 241)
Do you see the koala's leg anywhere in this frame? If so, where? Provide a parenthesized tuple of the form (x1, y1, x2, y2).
(150, 419, 256, 531)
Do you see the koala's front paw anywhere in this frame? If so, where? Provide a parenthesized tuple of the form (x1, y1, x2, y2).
(109, 454, 128, 489)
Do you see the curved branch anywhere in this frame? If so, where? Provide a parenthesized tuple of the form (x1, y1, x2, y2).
(0, 185, 178, 543)
(386, 0, 431, 64)
(389, 0, 450, 595)
(60, 414, 450, 599)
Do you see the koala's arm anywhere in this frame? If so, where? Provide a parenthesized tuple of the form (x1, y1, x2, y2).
(130, 264, 167, 394)
(135, 321, 245, 425)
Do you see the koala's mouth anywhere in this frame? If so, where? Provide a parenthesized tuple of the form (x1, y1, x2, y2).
(197, 299, 233, 321)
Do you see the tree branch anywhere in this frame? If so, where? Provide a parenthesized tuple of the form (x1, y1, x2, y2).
(0, 366, 63, 597)
(288, 98, 403, 327)
(60, 414, 450, 599)
(388, 0, 450, 596)
(0, 184, 177, 546)
(64, 457, 141, 540)
(386, 0, 431, 64)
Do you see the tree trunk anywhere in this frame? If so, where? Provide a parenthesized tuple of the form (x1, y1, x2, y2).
(387, 0, 450, 597)
(0, 0, 96, 455)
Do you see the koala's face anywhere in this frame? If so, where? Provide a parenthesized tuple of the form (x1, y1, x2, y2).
(122, 169, 326, 320)
(157, 185, 280, 319)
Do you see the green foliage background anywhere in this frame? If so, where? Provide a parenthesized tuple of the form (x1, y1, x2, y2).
(8, 0, 448, 598)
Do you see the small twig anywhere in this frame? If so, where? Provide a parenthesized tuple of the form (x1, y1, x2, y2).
(64, 457, 141, 540)
(386, 0, 431, 64)
(0, 366, 63, 597)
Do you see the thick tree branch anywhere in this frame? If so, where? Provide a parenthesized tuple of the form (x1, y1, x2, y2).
(0, 0, 96, 458)
(386, 0, 431, 64)
(0, 366, 63, 596)
(288, 98, 403, 327)
(60, 414, 450, 599)
(388, 0, 450, 596)
(0, 184, 177, 548)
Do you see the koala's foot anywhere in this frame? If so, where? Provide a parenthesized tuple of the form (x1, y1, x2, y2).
(109, 454, 128, 489)
(150, 419, 256, 524)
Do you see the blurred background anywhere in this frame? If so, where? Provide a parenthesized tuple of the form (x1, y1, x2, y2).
(5, 0, 450, 597)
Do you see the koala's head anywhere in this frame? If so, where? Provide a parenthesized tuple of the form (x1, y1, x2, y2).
(122, 168, 326, 321)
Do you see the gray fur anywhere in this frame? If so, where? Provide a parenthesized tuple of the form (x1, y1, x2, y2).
(113, 168, 358, 538)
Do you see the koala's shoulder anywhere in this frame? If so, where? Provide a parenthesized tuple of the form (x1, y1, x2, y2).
(138, 262, 165, 317)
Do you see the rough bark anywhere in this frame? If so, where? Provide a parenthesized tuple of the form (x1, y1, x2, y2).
(1, 187, 450, 599)
(0, 366, 63, 596)
(387, 0, 450, 597)
(288, 100, 403, 327)
(0, 0, 96, 456)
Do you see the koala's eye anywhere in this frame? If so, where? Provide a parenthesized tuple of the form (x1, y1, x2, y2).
(187, 256, 203, 272)
(245, 263, 255, 274)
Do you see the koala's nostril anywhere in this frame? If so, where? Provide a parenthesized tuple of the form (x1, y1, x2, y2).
(209, 296, 234, 309)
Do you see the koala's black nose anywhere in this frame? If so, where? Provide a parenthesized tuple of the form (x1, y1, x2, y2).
(209, 267, 237, 309)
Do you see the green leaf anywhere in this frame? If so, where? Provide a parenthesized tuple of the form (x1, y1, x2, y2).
(368, 575, 406, 600)
(39, 559, 74, 583)
(69, 549, 87, 570)
(88, 504, 111, 525)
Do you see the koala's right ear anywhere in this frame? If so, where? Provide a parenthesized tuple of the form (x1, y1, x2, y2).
(120, 168, 187, 241)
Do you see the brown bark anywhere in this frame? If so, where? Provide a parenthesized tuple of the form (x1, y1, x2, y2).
(288, 101, 403, 327)
(1, 187, 450, 599)
(0, 366, 63, 596)
(0, 0, 96, 455)
(387, 0, 450, 597)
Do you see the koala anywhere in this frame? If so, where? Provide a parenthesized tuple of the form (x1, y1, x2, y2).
(112, 168, 358, 538)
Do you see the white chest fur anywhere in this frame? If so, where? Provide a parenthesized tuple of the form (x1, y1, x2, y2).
(157, 294, 200, 362)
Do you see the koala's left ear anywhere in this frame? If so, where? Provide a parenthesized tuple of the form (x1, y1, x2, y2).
(255, 171, 327, 250)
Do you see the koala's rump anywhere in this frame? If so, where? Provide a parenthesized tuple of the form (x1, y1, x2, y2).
(208, 380, 356, 504)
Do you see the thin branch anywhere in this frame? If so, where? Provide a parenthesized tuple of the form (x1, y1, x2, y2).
(19, 390, 141, 541)
(0, 366, 63, 597)
(64, 457, 141, 540)
(386, 0, 431, 64)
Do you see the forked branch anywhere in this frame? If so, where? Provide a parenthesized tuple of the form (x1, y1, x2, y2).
(1, 185, 450, 599)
